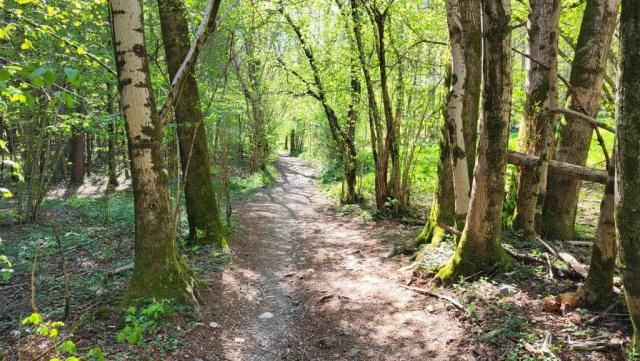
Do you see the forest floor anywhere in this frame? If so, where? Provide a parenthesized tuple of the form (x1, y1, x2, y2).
(0, 155, 631, 360)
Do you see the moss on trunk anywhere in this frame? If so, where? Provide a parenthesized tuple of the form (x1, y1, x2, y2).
(157, 0, 226, 247)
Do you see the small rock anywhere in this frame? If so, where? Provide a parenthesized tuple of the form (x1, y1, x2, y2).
(259, 312, 274, 319)
(194, 358, 204, 361)
(209, 321, 220, 328)
(234, 337, 245, 343)
(426, 305, 435, 313)
(347, 348, 359, 357)
(499, 284, 517, 297)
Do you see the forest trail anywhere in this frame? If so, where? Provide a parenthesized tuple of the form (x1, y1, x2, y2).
(178, 155, 471, 361)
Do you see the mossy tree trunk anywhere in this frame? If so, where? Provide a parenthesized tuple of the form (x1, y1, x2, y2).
(581, 157, 616, 308)
(512, 0, 560, 237)
(437, 0, 512, 282)
(413, 65, 455, 251)
(109, 0, 198, 303)
(616, 0, 640, 345)
(444, 0, 481, 231)
(157, 0, 225, 247)
(542, 0, 619, 240)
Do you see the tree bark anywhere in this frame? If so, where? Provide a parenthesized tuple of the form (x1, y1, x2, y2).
(444, 0, 481, 230)
(107, 82, 119, 188)
(542, 0, 619, 239)
(581, 157, 616, 308)
(69, 106, 86, 184)
(413, 66, 455, 251)
(616, 0, 640, 344)
(437, 0, 512, 281)
(512, 0, 561, 236)
(157, 0, 226, 246)
(109, 0, 197, 303)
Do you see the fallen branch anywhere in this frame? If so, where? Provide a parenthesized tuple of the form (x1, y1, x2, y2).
(537, 238, 588, 278)
(438, 223, 461, 237)
(508, 151, 608, 184)
(403, 285, 466, 313)
(588, 301, 618, 324)
(107, 263, 133, 277)
(567, 337, 623, 351)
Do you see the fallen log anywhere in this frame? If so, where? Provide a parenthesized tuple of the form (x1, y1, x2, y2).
(507, 151, 608, 184)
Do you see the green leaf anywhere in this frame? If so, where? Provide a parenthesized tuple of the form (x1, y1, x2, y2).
(1, 187, 13, 198)
(61, 92, 74, 108)
(63, 67, 80, 86)
(21, 313, 42, 326)
(76, 46, 86, 55)
(43, 70, 56, 85)
(58, 340, 76, 354)
(31, 75, 43, 87)
(20, 38, 32, 50)
(0, 68, 11, 81)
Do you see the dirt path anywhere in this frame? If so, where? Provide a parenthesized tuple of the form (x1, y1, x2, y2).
(180, 155, 470, 361)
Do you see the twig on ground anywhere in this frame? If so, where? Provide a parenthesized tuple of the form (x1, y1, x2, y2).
(588, 301, 618, 324)
(403, 285, 466, 313)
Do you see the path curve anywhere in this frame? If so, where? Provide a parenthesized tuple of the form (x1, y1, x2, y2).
(180, 155, 469, 361)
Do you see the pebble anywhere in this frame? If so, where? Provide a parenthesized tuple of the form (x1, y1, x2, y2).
(259, 312, 274, 319)
(209, 321, 220, 328)
(347, 348, 359, 357)
(235, 337, 245, 343)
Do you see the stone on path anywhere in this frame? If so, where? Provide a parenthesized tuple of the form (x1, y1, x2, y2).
(259, 311, 274, 319)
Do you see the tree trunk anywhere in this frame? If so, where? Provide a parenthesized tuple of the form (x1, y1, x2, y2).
(86, 133, 93, 175)
(157, 0, 225, 246)
(109, 0, 197, 303)
(437, 0, 512, 282)
(107, 82, 119, 188)
(512, 0, 561, 236)
(351, 0, 387, 209)
(372, 9, 400, 207)
(444, 0, 481, 230)
(542, 0, 619, 240)
(581, 157, 616, 308)
(616, 0, 640, 344)
(413, 66, 455, 251)
(70, 125, 85, 183)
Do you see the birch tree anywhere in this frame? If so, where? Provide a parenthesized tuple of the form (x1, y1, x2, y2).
(437, 0, 512, 281)
(512, 0, 560, 237)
